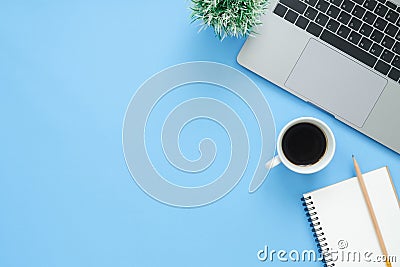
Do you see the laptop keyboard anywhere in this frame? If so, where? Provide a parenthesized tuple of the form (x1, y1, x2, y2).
(274, 0, 400, 82)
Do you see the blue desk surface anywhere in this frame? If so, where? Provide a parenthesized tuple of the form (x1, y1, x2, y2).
(1, 1, 399, 266)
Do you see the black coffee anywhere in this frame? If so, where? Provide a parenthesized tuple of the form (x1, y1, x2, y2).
(282, 122, 327, 166)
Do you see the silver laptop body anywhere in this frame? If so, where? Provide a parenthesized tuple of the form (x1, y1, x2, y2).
(238, 0, 400, 153)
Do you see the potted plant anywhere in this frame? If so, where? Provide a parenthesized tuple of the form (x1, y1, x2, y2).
(191, 0, 268, 40)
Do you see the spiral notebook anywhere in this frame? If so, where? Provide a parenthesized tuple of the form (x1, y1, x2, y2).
(302, 167, 400, 267)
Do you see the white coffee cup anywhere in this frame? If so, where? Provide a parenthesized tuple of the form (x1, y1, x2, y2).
(267, 117, 335, 174)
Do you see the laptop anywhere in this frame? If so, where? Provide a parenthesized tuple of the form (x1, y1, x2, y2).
(237, 0, 400, 153)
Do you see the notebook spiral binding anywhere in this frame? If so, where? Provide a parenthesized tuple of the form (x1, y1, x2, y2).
(301, 196, 335, 267)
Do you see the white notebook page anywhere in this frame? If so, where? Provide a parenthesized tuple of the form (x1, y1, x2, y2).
(303, 167, 400, 267)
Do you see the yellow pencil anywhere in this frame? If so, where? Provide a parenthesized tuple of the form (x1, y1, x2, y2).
(352, 156, 392, 267)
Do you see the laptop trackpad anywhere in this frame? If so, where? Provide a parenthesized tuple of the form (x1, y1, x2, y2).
(285, 39, 387, 127)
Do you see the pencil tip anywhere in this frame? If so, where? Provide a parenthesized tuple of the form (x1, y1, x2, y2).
(352, 154, 355, 158)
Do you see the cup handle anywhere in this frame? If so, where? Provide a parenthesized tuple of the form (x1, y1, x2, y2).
(265, 155, 281, 170)
(248, 155, 282, 193)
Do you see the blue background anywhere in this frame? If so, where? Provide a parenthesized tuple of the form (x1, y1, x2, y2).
(1, 1, 399, 266)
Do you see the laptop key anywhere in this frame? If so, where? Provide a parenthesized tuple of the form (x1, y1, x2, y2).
(385, 9, 399, 23)
(321, 30, 377, 67)
(305, 0, 319, 6)
(327, 18, 340, 31)
(307, 21, 323, 36)
(338, 25, 351, 38)
(316, 13, 329, 26)
(392, 55, 400, 68)
(371, 29, 384, 42)
(384, 23, 399, 37)
(348, 31, 363, 44)
(280, 0, 307, 14)
(392, 41, 400, 54)
(305, 6, 319, 20)
(359, 37, 373, 50)
(388, 67, 400, 81)
(285, 9, 299, 23)
(360, 23, 373, 36)
(374, 3, 389, 17)
(327, 5, 341, 18)
(374, 60, 391, 75)
(381, 49, 395, 62)
(374, 17, 388, 31)
(330, 0, 344, 7)
(341, 0, 355, 12)
(349, 17, 362, 30)
(296, 16, 310, 29)
(370, 43, 384, 56)
(381, 35, 395, 49)
(338, 11, 352, 24)
(363, 11, 377, 24)
(352, 5, 367, 19)
(353, 0, 364, 5)
(385, 1, 397, 10)
(363, 0, 378, 11)
(316, 0, 330, 12)
(274, 4, 288, 17)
